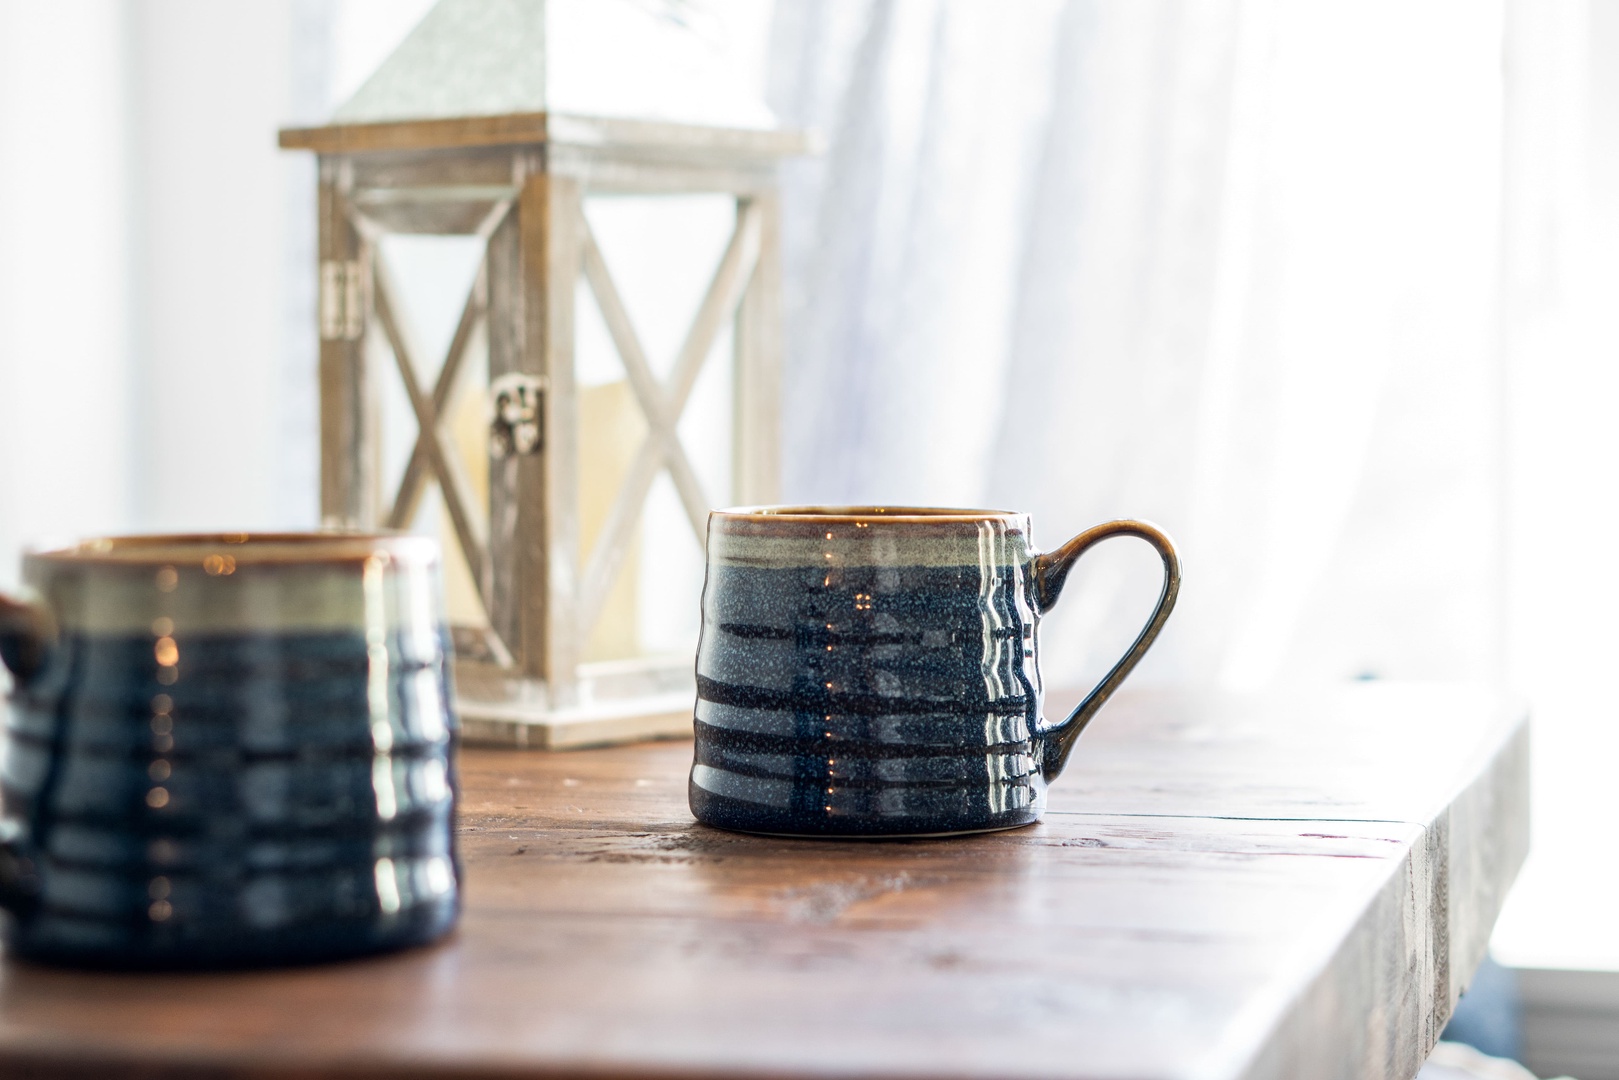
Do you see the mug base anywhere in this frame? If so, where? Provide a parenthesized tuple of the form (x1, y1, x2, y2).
(697, 817, 1041, 840)
(690, 785, 1044, 839)
(1, 895, 458, 971)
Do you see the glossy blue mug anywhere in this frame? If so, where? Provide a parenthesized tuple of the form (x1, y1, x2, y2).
(689, 508, 1180, 837)
(0, 533, 460, 968)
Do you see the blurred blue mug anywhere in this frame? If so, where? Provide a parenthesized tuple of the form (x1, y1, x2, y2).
(0, 533, 459, 968)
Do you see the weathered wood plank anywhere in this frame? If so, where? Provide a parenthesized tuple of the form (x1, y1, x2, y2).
(316, 160, 374, 528)
(483, 157, 529, 666)
(280, 112, 812, 163)
(349, 150, 526, 192)
(281, 112, 551, 154)
(533, 170, 581, 695)
(0, 686, 1528, 1080)
(733, 192, 783, 504)
(545, 152, 782, 195)
(1044, 685, 1523, 825)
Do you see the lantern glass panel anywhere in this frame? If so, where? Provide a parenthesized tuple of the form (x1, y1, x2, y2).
(639, 472, 706, 656)
(373, 331, 417, 499)
(678, 320, 737, 507)
(371, 234, 493, 633)
(573, 285, 649, 662)
(580, 195, 737, 379)
(574, 194, 740, 666)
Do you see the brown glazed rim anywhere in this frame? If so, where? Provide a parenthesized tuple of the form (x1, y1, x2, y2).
(23, 531, 439, 567)
(715, 505, 1025, 524)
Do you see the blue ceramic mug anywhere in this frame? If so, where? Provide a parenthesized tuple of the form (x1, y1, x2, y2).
(690, 508, 1180, 837)
(0, 533, 459, 968)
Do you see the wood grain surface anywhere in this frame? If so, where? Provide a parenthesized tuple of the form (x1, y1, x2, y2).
(0, 684, 1527, 1080)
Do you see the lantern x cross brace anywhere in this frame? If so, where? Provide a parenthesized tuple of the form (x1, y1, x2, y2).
(369, 251, 511, 668)
(574, 199, 764, 643)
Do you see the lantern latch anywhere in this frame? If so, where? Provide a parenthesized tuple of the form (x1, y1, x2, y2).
(489, 374, 547, 459)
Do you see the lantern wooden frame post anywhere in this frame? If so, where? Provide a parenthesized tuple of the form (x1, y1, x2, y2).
(316, 159, 373, 528)
(282, 114, 808, 748)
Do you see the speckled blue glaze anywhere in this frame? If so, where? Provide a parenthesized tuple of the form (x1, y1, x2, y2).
(0, 535, 459, 968)
(690, 508, 1181, 838)
(693, 509, 1041, 838)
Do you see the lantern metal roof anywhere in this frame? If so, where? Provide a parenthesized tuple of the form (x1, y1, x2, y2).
(333, 0, 773, 126)
(281, 0, 802, 160)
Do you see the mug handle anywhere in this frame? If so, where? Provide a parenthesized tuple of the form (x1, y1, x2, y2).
(0, 592, 52, 917)
(0, 820, 39, 919)
(1031, 520, 1181, 780)
(0, 592, 54, 685)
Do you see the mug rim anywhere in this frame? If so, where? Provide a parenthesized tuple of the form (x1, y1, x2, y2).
(23, 531, 438, 568)
(714, 505, 1024, 524)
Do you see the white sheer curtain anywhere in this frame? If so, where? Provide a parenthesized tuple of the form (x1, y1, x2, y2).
(767, 0, 1503, 695)
(1492, 0, 1619, 971)
(767, 0, 1619, 974)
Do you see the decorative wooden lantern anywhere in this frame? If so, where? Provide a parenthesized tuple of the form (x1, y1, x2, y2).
(279, 0, 808, 748)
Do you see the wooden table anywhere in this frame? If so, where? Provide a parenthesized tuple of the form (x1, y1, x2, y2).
(0, 684, 1528, 1080)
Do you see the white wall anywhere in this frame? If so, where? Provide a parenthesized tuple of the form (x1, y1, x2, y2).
(127, 0, 297, 533)
(0, 0, 136, 588)
(0, 1, 437, 588)
(0, 0, 299, 585)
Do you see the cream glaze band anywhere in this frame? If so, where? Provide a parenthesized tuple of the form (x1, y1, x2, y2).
(707, 507, 1034, 569)
(27, 533, 438, 567)
(21, 534, 442, 637)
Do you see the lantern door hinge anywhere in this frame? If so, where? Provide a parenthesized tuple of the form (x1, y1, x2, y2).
(319, 260, 365, 341)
